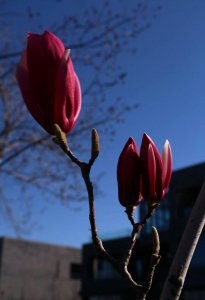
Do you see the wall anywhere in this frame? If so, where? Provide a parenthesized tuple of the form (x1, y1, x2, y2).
(0, 237, 81, 300)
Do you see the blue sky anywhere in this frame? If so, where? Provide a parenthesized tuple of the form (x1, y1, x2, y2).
(1, 0, 205, 247)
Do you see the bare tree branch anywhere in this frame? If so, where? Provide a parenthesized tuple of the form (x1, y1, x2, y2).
(0, 0, 161, 229)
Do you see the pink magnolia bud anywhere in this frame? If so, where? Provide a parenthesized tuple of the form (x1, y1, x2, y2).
(16, 31, 81, 134)
(140, 133, 172, 202)
(117, 137, 142, 207)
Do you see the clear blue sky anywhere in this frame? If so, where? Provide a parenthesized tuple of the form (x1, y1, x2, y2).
(1, 0, 205, 247)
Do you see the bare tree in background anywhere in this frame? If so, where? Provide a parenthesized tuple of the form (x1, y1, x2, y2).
(0, 0, 161, 232)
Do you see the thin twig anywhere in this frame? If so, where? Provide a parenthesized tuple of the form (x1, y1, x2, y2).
(54, 128, 163, 299)
(140, 254, 161, 300)
(123, 204, 159, 267)
(122, 204, 161, 299)
(54, 129, 143, 290)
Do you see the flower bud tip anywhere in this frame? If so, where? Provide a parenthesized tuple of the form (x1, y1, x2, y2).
(152, 226, 160, 255)
(91, 128, 100, 160)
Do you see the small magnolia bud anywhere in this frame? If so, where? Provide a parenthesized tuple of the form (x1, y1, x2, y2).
(91, 128, 100, 160)
(117, 137, 141, 207)
(53, 123, 68, 149)
(152, 226, 160, 255)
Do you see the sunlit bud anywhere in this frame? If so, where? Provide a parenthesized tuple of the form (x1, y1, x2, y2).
(16, 31, 81, 134)
(140, 133, 172, 202)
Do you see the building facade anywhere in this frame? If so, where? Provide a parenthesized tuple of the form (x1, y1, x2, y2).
(81, 162, 205, 300)
(0, 237, 81, 300)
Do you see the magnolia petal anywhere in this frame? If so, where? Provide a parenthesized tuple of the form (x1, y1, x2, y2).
(140, 133, 162, 169)
(73, 73, 82, 124)
(117, 137, 141, 206)
(27, 31, 65, 125)
(65, 72, 82, 132)
(146, 134, 163, 199)
(148, 144, 156, 200)
(64, 56, 82, 129)
(16, 53, 53, 133)
(140, 133, 151, 199)
(162, 140, 172, 190)
(54, 49, 71, 131)
(54, 49, 82, 132)
(117, 137, 137, 191)
(27, 31, 64, 90)
(140, 133, 163, 200)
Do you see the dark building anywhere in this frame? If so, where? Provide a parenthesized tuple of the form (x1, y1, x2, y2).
(81, 162, 205, 300)
(0, 237, 82, 300)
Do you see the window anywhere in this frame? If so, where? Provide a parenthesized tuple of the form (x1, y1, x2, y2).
(90, 295, 121, 300)
(92, 258, 119, 279)
(135, 259, 142, 277)
(141, 196, 170, 234)
(175, 187, 198, 220)
(190, 236, 205, 268)
(184, 290, 205, 300)
(70, 263, 82, 279)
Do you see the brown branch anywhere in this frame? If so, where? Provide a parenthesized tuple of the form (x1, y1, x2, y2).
(123, 203, 159, 267)
(160, 182, 205, 300)
(82, 172, 161, 299)
(0, 112, 116, 169)
(80, 163, 144, 289)
(54, 127, 144, 293)
(0, 168, 68, 200)
(0, 3, 149, 60)
(141, 227, 161, 299)
(53, 127, 166, 300)
(122, 204, 161, 299)
(141, 254, 161, 300)
(0, 135, 48, 168)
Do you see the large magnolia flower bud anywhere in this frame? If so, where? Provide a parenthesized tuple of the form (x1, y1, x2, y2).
(16, 31, 81, 134)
